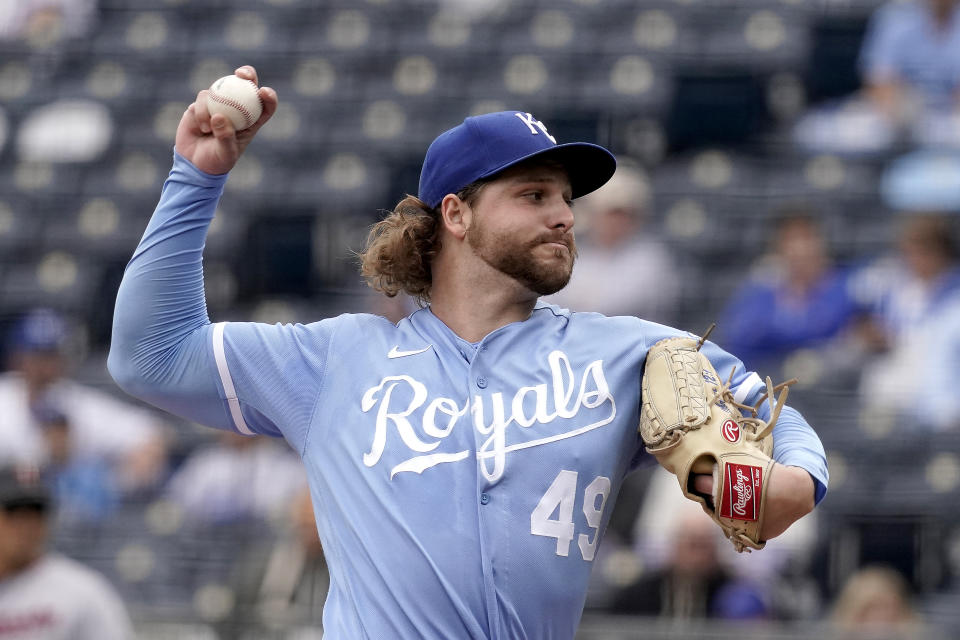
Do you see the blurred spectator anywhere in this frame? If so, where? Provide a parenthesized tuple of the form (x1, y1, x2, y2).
(609, 508, 768, 620)
(0, 0, 97, 47)
(631, 467, 820, 620)
(228, 487, 328, 633)
(547, 160, 680, 323)
(718, 211, 859, 374)
(853, 214, 960, 424)
(860, 0, 960, 132)
(853, 214, 960, 345)
(830, 565, 925, 639)
(34, 402, 118, 523)
(0, 464, 134, 639)
(914, 291, 960, 428)
(0, 2, 110, 162)
(0, 308, 169, 494)
(795, 0, 960, 153)
(164, 431, 305, 525)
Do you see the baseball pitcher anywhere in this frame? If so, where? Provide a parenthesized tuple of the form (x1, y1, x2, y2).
(109, 66, 828, 639)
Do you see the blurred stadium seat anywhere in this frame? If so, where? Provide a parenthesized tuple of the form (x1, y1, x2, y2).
(597, 6, 696, 57)
(0, 196, 45, 265)
(804, 14, 870, 106)
(699, 8, 810, 72)
(665, 67, 768, 151)
(90, 9, 196, 62)
(573, 54, 673, 115)
(2, 250, 103, 315)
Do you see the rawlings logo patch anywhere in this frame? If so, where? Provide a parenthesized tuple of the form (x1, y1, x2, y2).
(720, 463, 762, 521)
(721, 419, 741, 443)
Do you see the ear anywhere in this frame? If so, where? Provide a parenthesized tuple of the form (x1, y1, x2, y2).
(439, 194, 470, 241)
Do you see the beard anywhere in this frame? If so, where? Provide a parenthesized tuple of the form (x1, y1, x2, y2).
(466, 219, 577, 296)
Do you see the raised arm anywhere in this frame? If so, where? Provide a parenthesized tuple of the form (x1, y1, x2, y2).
(108, 66, 278, 429)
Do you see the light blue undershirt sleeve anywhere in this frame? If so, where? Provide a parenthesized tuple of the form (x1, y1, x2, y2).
(109, 150, 341, 454)
(109, 150, 234, 431)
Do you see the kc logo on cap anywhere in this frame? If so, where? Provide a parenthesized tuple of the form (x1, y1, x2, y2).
(514, 112, 557, 143)
(417, 110, 616, 209)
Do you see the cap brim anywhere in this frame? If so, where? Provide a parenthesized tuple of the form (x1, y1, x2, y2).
(477, 142, 617, 200)
(1, 496, 50, 510)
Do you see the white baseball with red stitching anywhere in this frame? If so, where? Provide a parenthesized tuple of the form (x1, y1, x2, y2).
(206, 75, 263, 131)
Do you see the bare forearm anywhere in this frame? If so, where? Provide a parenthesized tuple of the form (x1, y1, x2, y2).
(760, 463, 815, 541)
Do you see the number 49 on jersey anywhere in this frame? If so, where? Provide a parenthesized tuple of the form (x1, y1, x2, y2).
(531, 470, 611, 561)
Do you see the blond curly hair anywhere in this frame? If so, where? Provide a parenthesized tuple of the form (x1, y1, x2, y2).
(358, 182, 486, 305)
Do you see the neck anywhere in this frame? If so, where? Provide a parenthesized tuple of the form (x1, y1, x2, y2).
(17, 375, 51, 406)
(429, 251, 538, 343)
(429, 296, 537, 344)
(933, 1, 956, 24)
(786, 268, 823, 297)
(0, 555, 40, 582)
(917, 260, 952, 285)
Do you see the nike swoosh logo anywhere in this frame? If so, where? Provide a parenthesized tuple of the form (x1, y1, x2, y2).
(387, 345, 433, 359)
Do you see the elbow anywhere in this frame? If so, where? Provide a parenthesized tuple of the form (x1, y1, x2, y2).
(792, 466, 817, 518)
(799, 486, 816, 518)
(107, 341, 136, 397)
(108, 287, 156, 401)
(109, 280, 141, 397)
(108, 338, 149, 402)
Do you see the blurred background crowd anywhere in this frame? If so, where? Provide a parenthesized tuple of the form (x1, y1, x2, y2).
(1, 0, 960, 638)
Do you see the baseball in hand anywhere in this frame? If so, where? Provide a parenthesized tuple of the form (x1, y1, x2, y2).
(206, 75, 263, 131)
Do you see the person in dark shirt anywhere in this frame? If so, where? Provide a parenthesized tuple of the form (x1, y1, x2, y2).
(610, 510, 766, 620)
(719, 212, 857, 374)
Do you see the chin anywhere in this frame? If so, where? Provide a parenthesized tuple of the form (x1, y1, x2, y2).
(529, 270, 573, 296)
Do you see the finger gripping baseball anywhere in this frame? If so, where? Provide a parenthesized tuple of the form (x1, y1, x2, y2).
(639, 333, 794, 552)
(206, 75, 263, 131)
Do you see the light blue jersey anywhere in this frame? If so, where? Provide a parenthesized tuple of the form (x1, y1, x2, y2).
(110, 152, 828, 640)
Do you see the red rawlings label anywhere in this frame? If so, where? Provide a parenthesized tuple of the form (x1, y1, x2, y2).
(720, 463, 762, 521)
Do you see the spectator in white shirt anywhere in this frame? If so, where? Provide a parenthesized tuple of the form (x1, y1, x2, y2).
(0, 464, 134, 639)
(164, 431, 306, 525)
(0, 309, 169, 494)
(547, 160, 679, 324)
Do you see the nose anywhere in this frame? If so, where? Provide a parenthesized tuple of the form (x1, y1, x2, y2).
(550, 198, 575, 232)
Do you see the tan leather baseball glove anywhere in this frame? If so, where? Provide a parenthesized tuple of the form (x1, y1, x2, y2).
(639, 327, 794, 552)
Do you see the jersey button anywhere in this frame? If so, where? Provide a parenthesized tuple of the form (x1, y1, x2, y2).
(476, 376, 487, 389)
(480, 493, 490, 505)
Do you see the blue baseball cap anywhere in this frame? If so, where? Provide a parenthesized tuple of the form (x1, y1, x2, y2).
(7, 309, 68, 353)
(418, 111, 617, 209)
(0, 464, 50, 510)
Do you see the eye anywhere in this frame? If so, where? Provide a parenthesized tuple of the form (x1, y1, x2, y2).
(523, 191, 544, 202)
